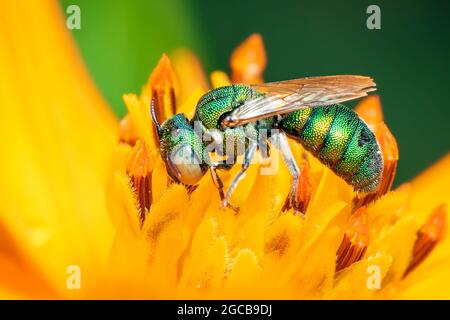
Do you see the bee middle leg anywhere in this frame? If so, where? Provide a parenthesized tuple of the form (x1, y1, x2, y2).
(221, 139, 258, 211)
(272, 132, 303, 215)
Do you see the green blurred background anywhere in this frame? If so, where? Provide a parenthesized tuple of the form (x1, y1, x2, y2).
(60, 0, 450, 185)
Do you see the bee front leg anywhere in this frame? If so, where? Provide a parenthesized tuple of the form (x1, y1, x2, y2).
(272, 132, 303, 216)
(210, 166, 239, 213)
(221, 139, 258, 211)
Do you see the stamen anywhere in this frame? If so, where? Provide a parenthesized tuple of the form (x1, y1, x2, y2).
(353, 121, 398, 208)
(126, 140, 154, 225)
(336, 206, 370, 272)
(185, 184, 199, 195)
(375, 122, 399, 196)
(149, 54, 178, 124)
(118, 114, 138, 146)
(282, 155, 312, 215)
(230, 33, 266, 84)
(403, 204, 447, 277)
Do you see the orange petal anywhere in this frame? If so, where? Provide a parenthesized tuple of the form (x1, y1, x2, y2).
(211, 70, 232, 88)
(336, 206, 370, 272)
(176, 87, 205, 119)
(371, 216, 416, 282)
(355, 95, 384, 130)
(404, 204, 447, 277)
(110, 172, 142, 238)
(282, 207, 347, 298)
(118, 114, 139, 146)
(223, 249, 262, 298)
(282, 154, 312, 215)
(177, 217, 228, 297)
(330, 254, 392, 299)
(0, 253, 58, 299)
(126, 140, 154, 225)
(408, 153, 450, 222)
(230, 33, 267, 84)
(0, 0, 117, 294)
(376, 122, 399, 193)
(171, 49, 209, 105)
(122, 93, 157, 153)
(0, 219, 58, 298)
(141, 184, 190, 292)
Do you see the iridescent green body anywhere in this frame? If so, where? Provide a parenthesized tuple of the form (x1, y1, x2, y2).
(194, 85, 273, 158)
(194, 85, 262, 129)
(192, 84, 383, 192)
(279, 104, 383, 192)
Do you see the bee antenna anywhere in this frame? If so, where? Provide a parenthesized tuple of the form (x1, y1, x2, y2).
(150, 96, 162, 138)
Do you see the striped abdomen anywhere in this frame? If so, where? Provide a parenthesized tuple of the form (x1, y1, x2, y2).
(279, 104, 383, 192)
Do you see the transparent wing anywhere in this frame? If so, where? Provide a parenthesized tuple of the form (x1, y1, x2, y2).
(221, 75, 376, 127)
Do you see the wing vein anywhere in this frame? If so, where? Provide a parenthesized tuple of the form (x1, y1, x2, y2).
(223, 75, 376, 127)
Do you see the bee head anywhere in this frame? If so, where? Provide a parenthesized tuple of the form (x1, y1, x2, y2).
(158, 114, 208, 185)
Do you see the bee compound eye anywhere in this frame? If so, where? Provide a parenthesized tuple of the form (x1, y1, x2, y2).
(168, 145, 205, 185)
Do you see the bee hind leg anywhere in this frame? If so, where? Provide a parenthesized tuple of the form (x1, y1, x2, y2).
(272, 132, 303, 216)
(221, 139, 258, 212)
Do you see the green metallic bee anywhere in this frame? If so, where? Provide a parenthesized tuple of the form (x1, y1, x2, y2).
(152, 75, 382, 213)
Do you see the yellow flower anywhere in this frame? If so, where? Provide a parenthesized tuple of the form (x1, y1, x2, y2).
(1, 1, 449, 299)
